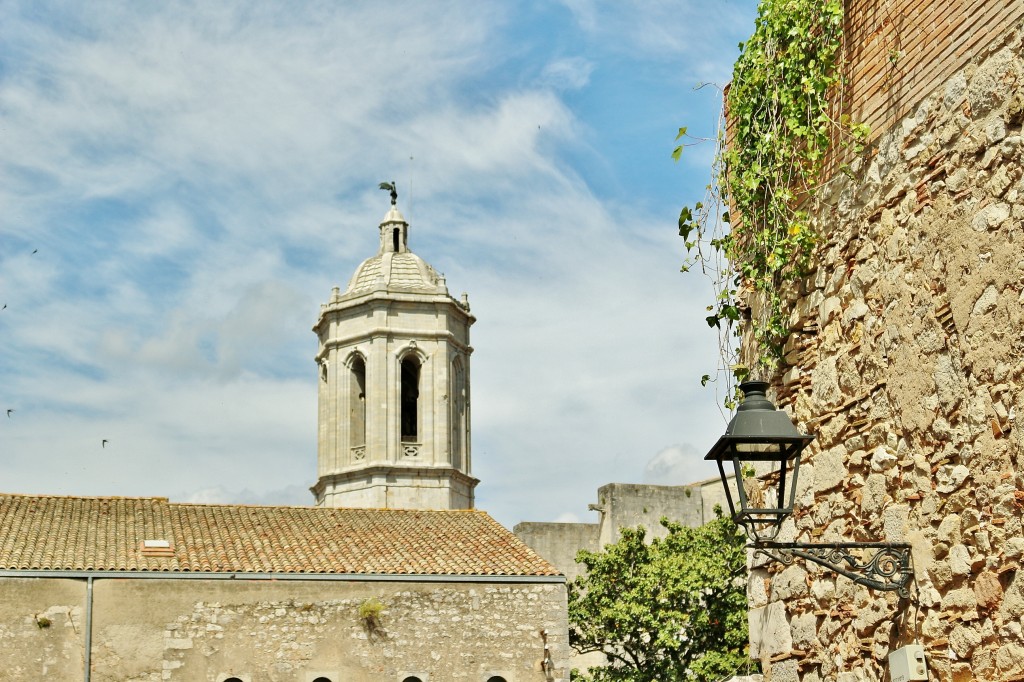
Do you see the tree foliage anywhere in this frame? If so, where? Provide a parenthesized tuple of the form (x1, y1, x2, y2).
(568, 515, 753, 682)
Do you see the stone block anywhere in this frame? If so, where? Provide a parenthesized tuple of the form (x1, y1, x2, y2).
(748, 601, 791, 659)
(948, 544, 973, 577)
(949, 622, 983, 657)
(935, 465, 970, 494)
(853, 596, 891, 636)
(165, 637, 194, 650)
(769, 658, 799, 682)
(790, 611, 818, 649)
(810, 576, 836, 604)
(882, 504, 909, 542)
(974, 570, 1003, 610)
(971, 203, 1010, 231)
(996, 642, 1024, 677)
(772, 565, 809, 601)
(813, 447, 847, 494)
(1000, 572, 1024, 620)
(987, 116, 1008, 143)
(860, 474, 888, 516)
(936, 514, 962, 545)
(942, 586, 980, 618)
(748, 568, 770, 609)
(869, 446, 897, 472)
(1005, 536, 1024, 559)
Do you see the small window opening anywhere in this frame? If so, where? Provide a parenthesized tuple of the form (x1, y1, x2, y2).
(401, 356, 420, 442)
(393, 227, 401, 253)
(486, 677, 508, 682)
(402, 677, 424, 682)
(312, 678, 333, 682)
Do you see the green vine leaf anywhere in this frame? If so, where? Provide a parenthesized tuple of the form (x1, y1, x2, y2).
(676, 0, 865, 404)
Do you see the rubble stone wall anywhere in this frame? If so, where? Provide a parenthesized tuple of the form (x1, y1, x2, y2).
(747, 22, 1024, 682)
(0, 576, 568, 682)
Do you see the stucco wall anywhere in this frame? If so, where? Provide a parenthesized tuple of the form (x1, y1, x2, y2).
(0, 577, 85, 679)
(745, 21, 1024, 682)
(0, 576, 568, 682)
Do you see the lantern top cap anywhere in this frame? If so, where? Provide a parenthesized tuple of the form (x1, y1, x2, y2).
(703, 380, 813, 462)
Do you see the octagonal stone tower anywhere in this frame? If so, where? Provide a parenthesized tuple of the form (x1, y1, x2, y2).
(311, 202, 478, 510)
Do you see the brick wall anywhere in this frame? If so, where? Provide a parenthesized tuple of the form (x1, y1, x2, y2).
(842, 0, 1024, 150)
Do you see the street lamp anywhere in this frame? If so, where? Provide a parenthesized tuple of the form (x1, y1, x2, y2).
(705, 381, 913, 597)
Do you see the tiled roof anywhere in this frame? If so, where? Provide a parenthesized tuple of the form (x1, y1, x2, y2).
(0, 494, 560, 577)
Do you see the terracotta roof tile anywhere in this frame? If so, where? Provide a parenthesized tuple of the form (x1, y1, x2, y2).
(0, 494, 560, 577)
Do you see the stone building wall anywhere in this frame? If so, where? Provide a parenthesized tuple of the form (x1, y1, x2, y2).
(514, 479, 734, 579)
(0, 576, 568, 682)
(746, 21, 1024, 682)
(512, 523, 600, 583)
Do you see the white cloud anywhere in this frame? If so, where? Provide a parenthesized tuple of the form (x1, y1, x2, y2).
(540, 57, 594, 91)
(643, 444, 709, 485)
(0, 0, 754, 529)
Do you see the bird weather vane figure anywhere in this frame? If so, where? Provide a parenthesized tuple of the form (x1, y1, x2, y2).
(379, 181, 398, 206)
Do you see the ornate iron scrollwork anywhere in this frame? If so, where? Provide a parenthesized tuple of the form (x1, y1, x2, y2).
(753, 542, 913, 599)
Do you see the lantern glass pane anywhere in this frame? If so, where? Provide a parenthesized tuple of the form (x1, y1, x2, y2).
(734, 442, 784, 454)
(732, 455, 799, 541)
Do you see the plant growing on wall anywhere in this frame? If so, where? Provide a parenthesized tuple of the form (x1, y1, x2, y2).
(567, 514, 751, 682)
(676, 0, 867, 399)
(357, 597, 386, 638)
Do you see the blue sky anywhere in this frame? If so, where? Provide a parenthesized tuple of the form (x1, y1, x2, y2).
(0, 0, 760, 529)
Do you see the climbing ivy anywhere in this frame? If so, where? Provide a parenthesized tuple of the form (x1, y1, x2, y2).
(677, 0, 867, 400)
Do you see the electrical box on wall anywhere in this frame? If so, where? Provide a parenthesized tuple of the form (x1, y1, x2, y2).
(889, 644, 928, 682)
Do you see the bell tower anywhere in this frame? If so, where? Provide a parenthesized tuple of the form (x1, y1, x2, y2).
(311, 197, 477, 510)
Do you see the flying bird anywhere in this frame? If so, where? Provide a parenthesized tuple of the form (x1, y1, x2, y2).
(379, 181, 398, 206)
(102, 439, 109, 448)
(31, 249, 37, 254)
(6, 409, 12, 418)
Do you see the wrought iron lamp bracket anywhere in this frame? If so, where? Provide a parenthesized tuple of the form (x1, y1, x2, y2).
(752, 541, 913, 599)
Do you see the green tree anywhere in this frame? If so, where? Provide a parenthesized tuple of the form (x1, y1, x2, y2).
(568, 514, 752, 682)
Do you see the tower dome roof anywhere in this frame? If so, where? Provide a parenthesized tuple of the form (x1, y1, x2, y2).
(341, 205, 447, 298)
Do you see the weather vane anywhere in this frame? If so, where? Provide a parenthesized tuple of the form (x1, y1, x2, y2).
(379, 181, 398, 206)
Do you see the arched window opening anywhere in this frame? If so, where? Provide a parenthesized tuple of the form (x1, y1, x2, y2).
(350, 355, 367, 447)
(401, 356, 420, 442)
(223, 678, 244, 682)
(402, 677, 424, 682)
(451, 358, 466, 469)
(312, 678, 333, 682)
(393, 227, 401, 253)
(486, 677, 508, 682)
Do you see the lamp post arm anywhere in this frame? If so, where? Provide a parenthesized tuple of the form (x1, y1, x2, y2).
(752, 542, 913, 599)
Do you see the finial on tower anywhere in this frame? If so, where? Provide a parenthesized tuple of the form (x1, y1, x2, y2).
(379, 180, 398, 206)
